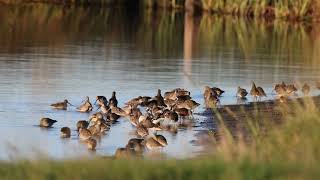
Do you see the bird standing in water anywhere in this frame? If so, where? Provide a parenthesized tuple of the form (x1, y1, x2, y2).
(302, 83, 311, 95)
(250, 82, 267, 100)
(236, 86, 248, 99)
(108, 91, 118, 108)
(40, 118, 57, 128)
(154, 89, 166, 107)
(60, 127, 71, 138)
(77, 96, 93, 113)
(50, 99, 74, 110)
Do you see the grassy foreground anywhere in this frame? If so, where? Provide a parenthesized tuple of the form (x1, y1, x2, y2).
(1, 97, 320, 179)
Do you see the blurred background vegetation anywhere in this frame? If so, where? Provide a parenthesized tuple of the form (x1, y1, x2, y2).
(0, 4, 319, 62)
(1, 0, 320, 21)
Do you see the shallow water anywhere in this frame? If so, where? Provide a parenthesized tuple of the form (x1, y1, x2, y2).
(0, 5, 320, 160)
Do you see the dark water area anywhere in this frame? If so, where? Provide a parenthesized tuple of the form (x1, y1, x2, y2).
(0, 4, 319, 159)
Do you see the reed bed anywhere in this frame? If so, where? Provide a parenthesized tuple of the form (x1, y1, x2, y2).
(200, 0, 320, 21)
(1, 0, 320, 21)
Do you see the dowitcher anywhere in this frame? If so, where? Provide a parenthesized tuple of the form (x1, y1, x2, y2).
(250, 82, 267, 100)
(163, 110, 179, 122)
(174, 99, 200, 111)
(88, 119, 110, 135)
(77, 96, 93, 113)
(236, 86, 248, 98)
(126, 96, 144, 107)
(108, 91, 118, 108)
(152, 110, 164, 120)
(114, 147, 136, 159)
(76, 120, 89, 131)
(60, 127, 71, 138)
(128, 108, 142, 126)
(203, 86, 217, 100)
(154, 89, 166, 107)
(138, 115, 161, 130)
(94, 96, 108, 106)
(146, 99, 158, 109)
(136, 125, 149, 137)
(50, 99, 73, 110)
(174, 88, 190, 96)
(205, 93, 220, 108)
(88, 124, 102, 136)
(144, 137, 163, 150)
(302, 83, 311, 95)
(111, 106, 128, 117)
(286, 84, 297, 95)
(99, 121, 110, 133)
(164, 88, 190, 100)
(147, 104, 163, 116)
(274, 81, 287, 95)
(99, 103, 109, 114)
(87, 138, 97, 150)
(126, 138, 144, 153)
(212, 87, 225, 97)
(144, 134, 167, 150)
(139, 96, 152, 106)
(173, 107, 192, 119)
(176, 95, 192, 101)
(164, 99, 176, 109)
(154, 134, 168, 147)
(129, 114, 139, 127)
(122, 105, 134, 115)
(78, 128, 92, 140)
(257, 87, 267, 97)
(106, 110, 120, 122)
(89, 112, 104, 124)
(40, 118, 57, 128)
(164, 90, 176, 100)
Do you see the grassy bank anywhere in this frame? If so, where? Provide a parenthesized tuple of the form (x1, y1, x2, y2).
(0, 157, 318, 179)
(1, 97, 320, 179)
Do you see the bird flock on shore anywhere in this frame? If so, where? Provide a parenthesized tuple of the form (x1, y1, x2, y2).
(39, 81, 319, 157)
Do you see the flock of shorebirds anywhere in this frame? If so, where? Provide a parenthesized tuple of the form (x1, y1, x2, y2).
(39, 81, 320, 157)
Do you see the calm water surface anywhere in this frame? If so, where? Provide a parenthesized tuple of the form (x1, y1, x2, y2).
(0, 5, 320, 160)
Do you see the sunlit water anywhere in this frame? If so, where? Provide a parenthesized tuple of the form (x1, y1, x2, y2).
(0, 5, 320, 160)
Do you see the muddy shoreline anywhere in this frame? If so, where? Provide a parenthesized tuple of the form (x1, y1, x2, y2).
(195, 95, 320, 145)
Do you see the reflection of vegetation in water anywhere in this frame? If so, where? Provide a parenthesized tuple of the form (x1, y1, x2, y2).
(142, 0, 185, 9)
(1, 98, 320, 179)
(180, 0, 320, 21)
(0, 4, 184, 57)
(1, 0, 320, 20)
(0, 4, 319, 63)
(138, 9, 184, 58)
(197, 15, 320, 64)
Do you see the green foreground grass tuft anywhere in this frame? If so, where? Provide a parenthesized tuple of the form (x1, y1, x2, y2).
(0, 157, 318, 179)
(1, 97, 320, 179)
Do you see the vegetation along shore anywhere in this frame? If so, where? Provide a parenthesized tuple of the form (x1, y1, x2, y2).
(1, 0, 320, 21)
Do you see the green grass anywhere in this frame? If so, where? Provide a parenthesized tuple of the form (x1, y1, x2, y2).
(0, 158, 318, 179)
(1, 98, 320, 179)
